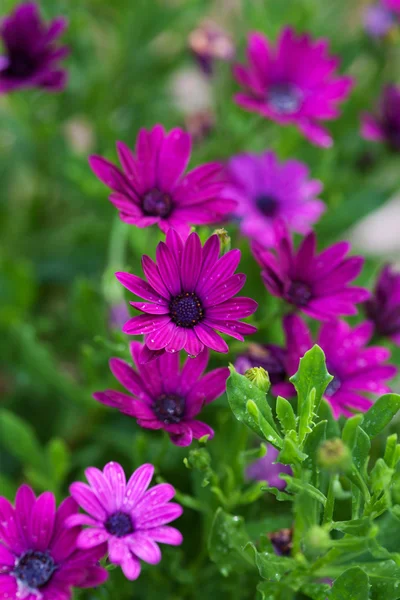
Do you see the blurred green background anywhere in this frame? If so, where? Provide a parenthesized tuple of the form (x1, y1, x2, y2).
(1, 0, 400, 597)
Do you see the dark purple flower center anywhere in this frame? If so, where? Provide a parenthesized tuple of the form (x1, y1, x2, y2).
(13, 551, 56, 589)
(105, 511, 134, 537)
(154, 393, 186, 424)
(286, 281, 312, 307)
(268, 83, 302, 115)
(325, 372, 341, 397)
(2, 49, 37, 79)
(256, 195, 279, 217)
(142, 188, 172, 218)
(170, 292, 204, 328)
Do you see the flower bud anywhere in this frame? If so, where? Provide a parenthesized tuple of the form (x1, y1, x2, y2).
(317, 438, 351, 473)
(303, 525, 331, 557)
(244, 367, 271, 393)
(212, 228, 231, 254)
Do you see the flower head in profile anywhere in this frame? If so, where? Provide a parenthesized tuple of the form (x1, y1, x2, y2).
(252, 220, 369, 321)
(233, 27, 353, 147)
(0, 485, 107, 600)
(0, 2, 68, 93)
(361, 85, 400, 151)
(365, 264, 400, 345)
(246, 445, 291, 490)
(94, 344, 229, 446)
(225, 151, 325, 246)
(89, 124, 236, 237)
(68, 462, 183, 581)
(116, 229, 258, 362)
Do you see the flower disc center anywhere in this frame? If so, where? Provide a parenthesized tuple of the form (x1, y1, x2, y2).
(13, 551, 56, 589)
(105, 511, 134, 538)
(268, 83, 302, 115)
(170, 292, 204, 328)
(4, 50, 37, 78)
(286, 281, 312, 307)
(142, 188, 172, 218)
(154, 394, 186, 424)
(256, 195, 279, 217)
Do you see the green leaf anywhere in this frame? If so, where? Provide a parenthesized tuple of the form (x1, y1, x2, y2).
(257, 581, 295, 599)
(332, 517, 373, 536)
(384, 434, 399, 468)
(278, 431, 307, 465)
(370, 458, 394, 495)
(318, 399, 340, 439)
(47, 438, 71, 487)
(342, 415, 364, 449)
(352, 426, 371, 480)
(290, 345, 332, 420)
(246, 543, 296, 582)
(281, 476, 327, 506)
(330, 567, 369, 600)
(362, 394, 400, 439)
(208, 508, 252, 576)
(246, 400, 283, 448)
(276, 396, 296, 434)
(358, 561, 400, 600)
(298, 387, 316, 446)
(301, 583, 331, 600)
(0, 409, 43, 470)
(303, 420, 327, 479)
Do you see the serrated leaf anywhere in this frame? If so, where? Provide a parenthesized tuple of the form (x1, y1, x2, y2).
(358, 560, 400, 600)
(290, 345, 332, 420)
(303, 420, 327, 479)
(246, 543, 296, 582)
(332, 517, 373, 536)
(278, 431, 307, 465)
(276, 396, 296, 434)
(330, 567, 369, 600)
(281, 476, 327, 506)
(362, 394, 400, 439)
(208, 509, 252, 576)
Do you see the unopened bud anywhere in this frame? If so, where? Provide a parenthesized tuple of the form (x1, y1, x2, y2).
(185, 448, 211, 471)
(317, 438, 351, 473)
(244, 367, 271, 393)
(213, 228, 231, 254)
(303, 525, 331, 557)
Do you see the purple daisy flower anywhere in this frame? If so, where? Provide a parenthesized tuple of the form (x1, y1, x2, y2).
(224, 150, 325, 247)
(116, 229, 258, 361)
(233, 27, 353, 147)
(364, 4, 394, 37)
(0, 485, 107, 600)
(252, 220, 369, 321)
(365, 264, 400, 346)
(89, 124, 236, 237)
(361, 85, 400, 150)
(68, 462, 183, 581)
(94, 344, 229, 446)
(383, 0, 400, 14)
(0, 2, 68, 94)
(246, 445, 291, 490)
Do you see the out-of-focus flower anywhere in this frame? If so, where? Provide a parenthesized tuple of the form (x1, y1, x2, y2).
(361, 85, 400, 150)
(233, 27, 353, 147)
(235, 343, 289, 394)
(317, 439, 352, 472)
(365, 264, 400, 345)
(0, 485, 107, 600)
(364, 3, 394, 37)
(0, 2, 68, 93)
(188, 19, 235, 75)
(383, 0, 400, 14)
(116, 229, 258, 362)
(94, 345, 228, 446)
(109, 301, 131, 330)
(282, 314, 397, 418)
(63, 117, 95, 155)
(252, 220, 369, 321)
(68, 462, 183, 580)
(246, 444, 291, 490)
(225, 151, 325, 247)
(89, 124, 236, 237)
(268, 528, 293, 556)
(184, 109, 215, 143)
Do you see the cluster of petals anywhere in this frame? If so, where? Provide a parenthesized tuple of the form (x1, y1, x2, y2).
(252, 220, 369, 321)
(68, 462, 183, 580)
(361, 85, 400, 151)
(116, 229, 258, 362)
(365, 264, 400, 345)
(94, 344, 229, 446)
(224, 150, 325, 247)
(233, 27, 353, 147)
(89, 124, 236, 237)
(0, 2, 68, 93)
(0, 485, 107, 600)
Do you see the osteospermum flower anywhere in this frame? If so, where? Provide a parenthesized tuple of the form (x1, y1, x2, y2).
(89, 124, 236, 236)
(246, 445, 291, 490)
(252, 220, 369, 321)
(0, 2, 68, 93)
(68, 462, 183, 580)
(233, 27, 353, 147)
(116, 229, 258, 361)
(365, 264, 400, 345)
(94, 344, 229, 446)
(383, 0, 400, 14)
(361, 85, 400, 150)
(225, 151, 325, 246)
(0, 485, 107, 600)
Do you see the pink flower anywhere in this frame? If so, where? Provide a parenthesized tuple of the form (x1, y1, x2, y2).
(94, 345, 229, 446)
(233, 27, 353, 147)
(361, 85, 400, 150)
(225, 150, 325, 247)
(68, 462, 183, 580)
(89, 124, 236, 237)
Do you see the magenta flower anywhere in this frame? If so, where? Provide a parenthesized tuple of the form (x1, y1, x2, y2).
(383, 0, 400, 14)
(116, 229, 258, 361)
(246, 445, 291, 490)
(68, 462, 183, 580)
(361, 85, 400, 150)
(89, 124, 236, 237)
(0, 2, 68, 93)
(233, 27, 353, 147)
(94, 344, 229, 446)
(225, 151, 325, 247)
(252, 220, 369, 321)
(0, 485, 107, 600)
(365, 264, 400, 346)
